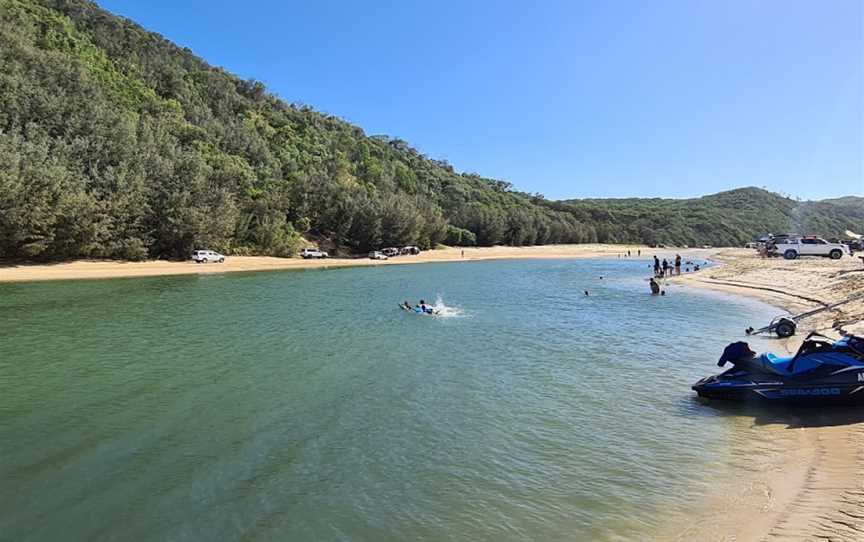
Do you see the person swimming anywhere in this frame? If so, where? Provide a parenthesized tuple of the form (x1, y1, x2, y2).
(402, 301, 413, 311)
(416, 299, 435, 314)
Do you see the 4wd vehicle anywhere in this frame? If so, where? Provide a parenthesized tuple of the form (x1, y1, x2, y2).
(381, 247, 400, 257)
(400, 246, 421, 255)
(774, 237, 849, 260)
(300, 247, 328, 259)
(368, 251, 388, 260)
(192, 250, 225, 263)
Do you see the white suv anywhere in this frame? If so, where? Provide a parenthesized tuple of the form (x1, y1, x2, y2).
(192, 250, 225, 263)
(300, 247, 328, 259)
(774, 237, 849, 260)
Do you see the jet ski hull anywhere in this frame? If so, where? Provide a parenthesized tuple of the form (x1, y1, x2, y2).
(695, 334, 864, 405)
(693, 372, 864, 405)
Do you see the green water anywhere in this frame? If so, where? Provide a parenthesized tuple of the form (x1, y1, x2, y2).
(0, 260, 779, 541)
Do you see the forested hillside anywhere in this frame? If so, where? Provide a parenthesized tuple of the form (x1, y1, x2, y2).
(1, 0, 861, 260)
(560, 189, 864, 247)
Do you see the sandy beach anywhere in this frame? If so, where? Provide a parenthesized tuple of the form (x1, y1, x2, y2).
(0, 244, 697, 283)
(668, 249, 864, 541)
(3, 245, 863, 541)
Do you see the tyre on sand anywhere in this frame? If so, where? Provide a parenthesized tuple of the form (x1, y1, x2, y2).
(775, 319, 796, 338)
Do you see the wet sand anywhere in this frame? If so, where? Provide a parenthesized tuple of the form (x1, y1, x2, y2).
(668, 249, 864, 541)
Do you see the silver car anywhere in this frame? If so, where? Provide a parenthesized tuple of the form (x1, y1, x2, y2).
(192, 250, 225, 263)
(300, 248, 329, 259)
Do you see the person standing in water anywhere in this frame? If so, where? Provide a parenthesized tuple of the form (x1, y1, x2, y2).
(653, 256, 661, 276)
(649, 278, 661, 295)
(662, 258, 670, 277)
(674, 254, 681, 276)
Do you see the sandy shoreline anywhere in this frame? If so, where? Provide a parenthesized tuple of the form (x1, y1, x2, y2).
(4, 245, 863, 540)
(0, 244, 706, 283)
(667, 249, 864, 541)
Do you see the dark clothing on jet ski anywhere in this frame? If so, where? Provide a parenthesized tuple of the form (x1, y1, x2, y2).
(694, 334, 864, 404)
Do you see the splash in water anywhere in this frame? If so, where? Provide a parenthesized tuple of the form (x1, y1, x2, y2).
(430, 294, 466, 318)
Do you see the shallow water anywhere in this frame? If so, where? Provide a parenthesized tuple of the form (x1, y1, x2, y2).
(0, 259, 781, 541)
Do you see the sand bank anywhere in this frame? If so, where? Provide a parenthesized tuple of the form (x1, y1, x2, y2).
(0, 244, 701, 283)
(676, 248, 864, 338)
(667, 249, 864, 541)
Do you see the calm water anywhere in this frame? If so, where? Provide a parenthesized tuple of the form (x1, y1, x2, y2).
(0, 259, 780, 541)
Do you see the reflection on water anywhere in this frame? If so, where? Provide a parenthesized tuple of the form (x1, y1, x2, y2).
(1, 259, 785, 541)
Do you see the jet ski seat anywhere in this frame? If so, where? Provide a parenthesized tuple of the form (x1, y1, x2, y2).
(759, 353, 797, 375)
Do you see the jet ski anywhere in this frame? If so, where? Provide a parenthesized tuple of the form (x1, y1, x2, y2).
(693, 333, 864, 404)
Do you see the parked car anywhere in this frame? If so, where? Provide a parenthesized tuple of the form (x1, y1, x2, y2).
(400, 246, 421, 255)
(843, 239, 862, 253)
(382, 247, 400, 257)
(192, 249, 225, 263)
(764, 233, 798, 255)
(773, 237, 849, 260)
(368, 251, 388, 260)
(300, 247, 329, 259)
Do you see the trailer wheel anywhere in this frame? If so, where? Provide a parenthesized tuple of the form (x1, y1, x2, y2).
(784, 249, 798, 260)
(775, 319, 796, 338)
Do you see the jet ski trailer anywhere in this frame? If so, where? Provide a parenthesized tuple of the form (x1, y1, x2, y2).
(745, 293, 864, 338)
(693, 333, 864, 404)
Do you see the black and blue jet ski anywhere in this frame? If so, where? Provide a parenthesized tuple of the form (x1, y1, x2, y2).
(693, 333, 864, 404)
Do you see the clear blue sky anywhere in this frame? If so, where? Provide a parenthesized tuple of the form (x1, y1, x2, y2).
(99, 0, 863, 200)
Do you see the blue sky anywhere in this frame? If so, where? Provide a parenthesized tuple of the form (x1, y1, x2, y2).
(99, 0, 863, 200)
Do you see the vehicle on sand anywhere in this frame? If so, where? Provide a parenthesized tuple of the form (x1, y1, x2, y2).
(400, 246, 421, 255)
(192, 249, 225, 263)
(300, 247, 329, 259)
(772, 237, 849, 260)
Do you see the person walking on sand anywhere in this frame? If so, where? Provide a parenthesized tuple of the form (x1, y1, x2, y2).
(638, 249, 641, 256)
(461, 249, 464, 258)
(674, 254, 681, 276)
(653, 256, 661, 276)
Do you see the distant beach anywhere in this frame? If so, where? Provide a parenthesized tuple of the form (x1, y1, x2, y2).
(0, 244, 709, 283)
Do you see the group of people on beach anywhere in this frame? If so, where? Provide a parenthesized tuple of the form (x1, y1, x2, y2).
(617, 249, 642, 258)
(649, 253, 703, 294)
(653, 254, 684, 277)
